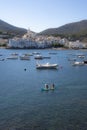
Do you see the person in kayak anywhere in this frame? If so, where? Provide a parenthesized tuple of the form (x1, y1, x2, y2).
(50, 83, 55, 89)
(45, 84, 49, 89)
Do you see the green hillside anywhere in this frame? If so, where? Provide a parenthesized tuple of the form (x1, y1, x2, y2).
(39, 20, 87, 41)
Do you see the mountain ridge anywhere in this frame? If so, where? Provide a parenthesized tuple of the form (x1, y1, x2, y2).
(39, 20, 87, 35)
(0, 19, 87, 41)
(0, 19, 27, 36)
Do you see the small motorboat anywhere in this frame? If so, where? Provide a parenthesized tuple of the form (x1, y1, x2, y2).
(34, 55, 43, 59)
(77, 55, 85, 58)
(36, 62, 58, 69)
(7, 56, 18, 60)
(32, 52, 40, 55)
(72, 61, 84, 66)
(11, 52, 18, 56)
(23, 53, 33, 56)
(20, 55, 30, 60)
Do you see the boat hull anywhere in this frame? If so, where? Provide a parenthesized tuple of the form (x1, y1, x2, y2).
(36, 63, 58, 69)
(36, 66, 58, 69)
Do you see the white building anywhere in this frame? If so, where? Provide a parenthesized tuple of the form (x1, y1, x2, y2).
(69, 40, 84, 49)
(8, 29, 67, 48)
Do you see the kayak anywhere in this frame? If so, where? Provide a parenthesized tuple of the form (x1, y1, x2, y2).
(41, 88, 49, 91)
(50, 87, 55, 90)
(41, 87, 55, 91)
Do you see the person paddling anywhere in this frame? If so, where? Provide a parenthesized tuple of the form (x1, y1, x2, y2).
(45, 84, 49, 89)
(50, 83, 55, 90)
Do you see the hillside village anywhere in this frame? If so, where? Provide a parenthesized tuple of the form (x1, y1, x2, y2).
(0, 19, 87, 49)
(7, 29, 87, 49)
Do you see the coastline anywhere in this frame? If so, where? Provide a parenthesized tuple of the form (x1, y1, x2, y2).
(0, 46, 87, 50)
(0, 46, 67, 50)
(0, 46, 6, 49)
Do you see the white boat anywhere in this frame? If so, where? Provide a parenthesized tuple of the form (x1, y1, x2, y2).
(23, 53, 33, 56)
(7, 56, 18, 59)
(78, 55, 85, 58)
(20, 55, 30, 60)
(32, 52, 40, 55)
(72, 61, 84, 66)
(34, 54, 51, 59)
(34, 55, 43, 59)
(36, 62, 58, 69)
(11, 52, 18, 56)
(77, 54, 85, 58)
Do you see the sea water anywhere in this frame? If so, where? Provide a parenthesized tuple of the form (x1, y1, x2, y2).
(0, 49, 87, 130)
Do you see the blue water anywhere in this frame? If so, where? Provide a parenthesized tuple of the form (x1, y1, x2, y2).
(0, 49, 87, 130)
